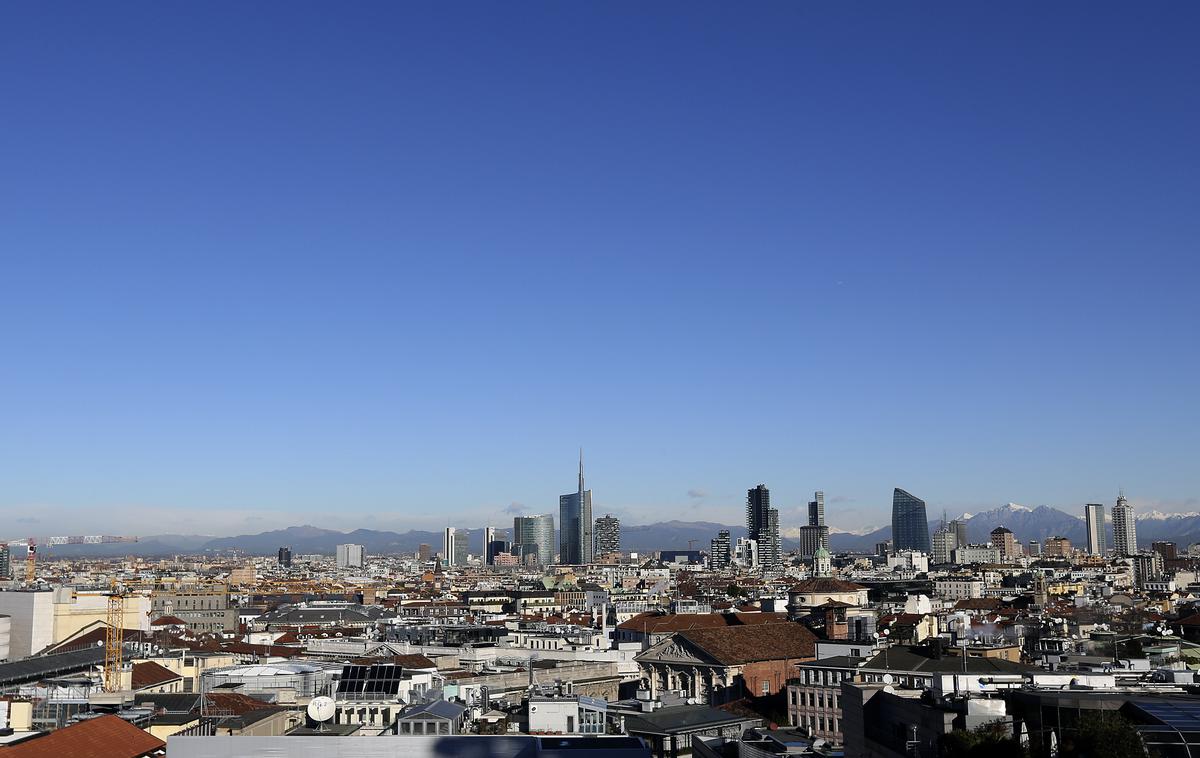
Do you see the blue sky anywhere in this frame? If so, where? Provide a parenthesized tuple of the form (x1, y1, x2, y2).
(2, 2, 1197, 537)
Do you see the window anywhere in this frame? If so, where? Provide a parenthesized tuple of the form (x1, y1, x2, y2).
(817, 693, 824, 708)
(761, 680, 770, 696)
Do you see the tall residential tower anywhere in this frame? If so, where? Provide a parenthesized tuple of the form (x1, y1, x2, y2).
(594, 514, 620, 557)
(746, 484, 781, 568)
(1112, 491, 1136, 556)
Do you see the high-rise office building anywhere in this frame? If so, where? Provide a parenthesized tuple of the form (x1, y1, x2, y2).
(990, 527, 1017, 562)
(1152, 541, 1178, 562)
(798, 490, 830, 559)
(0, 544, 9, 579)
(1028, 540, 1042, 557)
(1112, 491, 1137, 556)
(710, 530, 731, 569)
(336, 543, 364, 568)
(559, 451, 593, 564)
(950, 519, 969, 549)
(276, 546, 292, 568)
(484, 527, 495, 558)
(484, 527, 509, 565)
(808, 491, 826, 528)
(418, 543, 432, 561)
(594, 514, 620, 556)
(1084, 503, 1106, 555)
(891, 488, 931, 553)
(443, 527, 462, 567)
(513, 514, 555, 565)
(746, 484, 781, 568)
(931, 528, 957, 564)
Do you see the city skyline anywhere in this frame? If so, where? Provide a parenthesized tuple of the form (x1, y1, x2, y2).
(0, 469, 1182, 538)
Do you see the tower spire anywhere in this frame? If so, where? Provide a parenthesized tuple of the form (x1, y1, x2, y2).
(578, 448, 584, 495)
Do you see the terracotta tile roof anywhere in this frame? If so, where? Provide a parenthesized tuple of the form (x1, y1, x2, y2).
(204, 692, 281, 716)
(677, 623, 818, 666)
(131, 661, 181, 690)
(150, 615, 187, 626)
(617, 612, 790, 634)
(391, 653, 438, 669)
(954, 598, 1004, 611)
(788, 577, 867, 593)
(0, 714, 164, 758)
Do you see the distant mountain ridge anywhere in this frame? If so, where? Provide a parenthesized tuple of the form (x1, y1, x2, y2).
(36, 505, 1199, 558)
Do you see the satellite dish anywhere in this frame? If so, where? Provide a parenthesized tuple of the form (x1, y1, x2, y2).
(307, 696, 336, 724)
(882, 674, 894, 684)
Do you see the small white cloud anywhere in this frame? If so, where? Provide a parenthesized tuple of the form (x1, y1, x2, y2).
(687, 489, 708, 499)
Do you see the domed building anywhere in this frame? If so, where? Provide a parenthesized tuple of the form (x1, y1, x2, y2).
(785, 577, 869, 617)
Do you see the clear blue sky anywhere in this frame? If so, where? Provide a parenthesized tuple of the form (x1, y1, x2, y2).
(2, 2, 1197, 537)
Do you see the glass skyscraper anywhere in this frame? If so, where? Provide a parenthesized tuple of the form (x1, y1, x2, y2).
(559, 451, 593, 564)
(891, 488, 931, 553)
(513, 514, 554, 565)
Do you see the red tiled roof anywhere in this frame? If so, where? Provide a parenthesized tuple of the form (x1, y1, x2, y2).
(617, 612, 790, 634)
(204, 692, 281, 716)
(677, 623, 818, 666)
(131, 661, 181, 690)
(0, 714, 164, 758)
(150, 615, 187, 626)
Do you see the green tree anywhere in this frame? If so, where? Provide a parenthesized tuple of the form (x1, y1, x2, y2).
(940, 721, 1028, 758)
(1056, 711, 1145, 758)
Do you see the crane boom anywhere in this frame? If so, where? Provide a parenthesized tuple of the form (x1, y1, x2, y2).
(2, 536, 139, 584)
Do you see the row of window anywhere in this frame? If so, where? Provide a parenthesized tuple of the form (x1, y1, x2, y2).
(797, 712, 839, 736)
(790, 689, 839, 710)
(796, 668, 852, 686)
(861, 672, 932, 689)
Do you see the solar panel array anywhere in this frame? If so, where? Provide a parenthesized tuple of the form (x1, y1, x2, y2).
(337, 663, 404, 696)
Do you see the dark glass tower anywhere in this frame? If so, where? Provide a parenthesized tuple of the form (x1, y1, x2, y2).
(559, 450, 593, 564)
(891, 488, 931, 553)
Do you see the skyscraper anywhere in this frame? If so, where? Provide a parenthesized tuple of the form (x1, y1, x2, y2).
(951, 519, 969, 549)
(1112, 491, 1137, 556)
(513, 514, 555, 565)
(891, 488, 931, 553)
(336, 543, 364, 568)
(746, 484, 780, 568)
(1084, 503, 1106, 555)
(418, 543, 432, 561)
(809, 491, 825, 528)
(277, 546, 292, 568)
(443, 527, 460, 566)
(710, 530, 731, 569)
(0, 544, 9, 579)
(559, 451, 593, 564)
(799, 490, 830, 559)
(594, 514, 620, 556)
(484, 527, 509, 565)
(990, 526, 1017, 562)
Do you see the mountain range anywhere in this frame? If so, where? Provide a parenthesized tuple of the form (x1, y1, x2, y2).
(27, 504, 1200, 559)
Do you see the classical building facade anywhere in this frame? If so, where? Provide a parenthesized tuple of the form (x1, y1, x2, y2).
(635, 623, 817, 705)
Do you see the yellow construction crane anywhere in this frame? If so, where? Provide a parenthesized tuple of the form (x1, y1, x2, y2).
(2, 535, 139, 583)
(104, 578, 125, 692)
